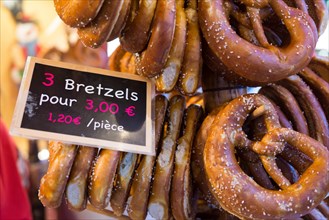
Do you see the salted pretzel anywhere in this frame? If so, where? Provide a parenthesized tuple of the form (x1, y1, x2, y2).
(155, 0, 187, 93)
(198, 0, 318, 84)
(127, 95, 168, 220)
(110, 152, 139, 216)
(119, 0, 157, 53)
(39, 141, 77, 208)
(88, 149, 120, 209)
(204, 94, 329, 219)
(107, 0, 132, 42)
(54, 0, 104, 27)
(135, 0, 176, 78)
(171, 104, 203, 220)
(65, 146, 98, 211)
(148, 95, 186, 219)
(178, 0, 202, 95)
(278, 75, 329, 147)
(77, 0, 123, 48)
(299, 67, 329, 121)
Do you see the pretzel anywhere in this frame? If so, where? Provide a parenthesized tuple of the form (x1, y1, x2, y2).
(299, 67, 329, 121)
(198, 0, 318, 84)
(204, 94, 329, 219)
(110, 152, 139, 216)
(54, 0, 104, 27)
(259, 84, 309, 135)
(65, 146, 98, 211)
(308, 55, 329, 83)
(77, 0, 123, 48)
(127, 95, 168, 220)
(88, 149, 120, 209)
(39, 141, 77, 208)
(107, 0, 132, 41)
(155, 0, 186, 93)
(148, 95, 185, 219)
(119, 0, 157, 53)
(178, 0, 202, 95)
(135, 0, 176, 78)
(278, 75, 329, 147)
(171, 104, 203, 220)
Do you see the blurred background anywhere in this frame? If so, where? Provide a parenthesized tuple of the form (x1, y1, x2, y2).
(0, 0, 328, 219)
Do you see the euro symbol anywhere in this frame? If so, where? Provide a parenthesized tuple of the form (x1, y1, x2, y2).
(125, 106, 135, 117)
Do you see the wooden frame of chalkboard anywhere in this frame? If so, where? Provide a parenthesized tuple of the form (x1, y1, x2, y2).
(10, 57, 156, 155)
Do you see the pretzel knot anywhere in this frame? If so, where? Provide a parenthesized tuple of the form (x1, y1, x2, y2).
(199, 0, 318, 85)
(204, 94, 329, 219)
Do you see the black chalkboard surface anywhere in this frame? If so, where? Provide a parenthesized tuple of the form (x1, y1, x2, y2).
(11, 57, 155, 155)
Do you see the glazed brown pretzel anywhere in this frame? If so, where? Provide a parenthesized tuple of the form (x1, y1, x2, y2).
(204, 94, 329, 219)
(198, 0, 318, 84)
(155, 0, 187, 93)
(39, 141, 78, 208)
(77, 0, 123, 48)
(119, 0, 157, 53)
(135, 0, 176, 78)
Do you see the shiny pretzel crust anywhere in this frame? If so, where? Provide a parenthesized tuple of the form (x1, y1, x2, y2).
(204, 94, 329, 219)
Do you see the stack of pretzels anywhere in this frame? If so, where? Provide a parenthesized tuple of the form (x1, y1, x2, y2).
(40, 0, 329, 219)
(39, 95, 206, 219)
(54, 0, 202, 95)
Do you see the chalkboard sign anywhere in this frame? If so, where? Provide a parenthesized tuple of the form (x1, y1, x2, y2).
(11, 57, 155, 155)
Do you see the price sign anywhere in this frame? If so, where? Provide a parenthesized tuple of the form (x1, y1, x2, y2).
(11, 57, 155, 155)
